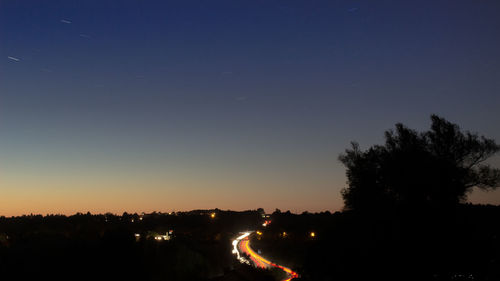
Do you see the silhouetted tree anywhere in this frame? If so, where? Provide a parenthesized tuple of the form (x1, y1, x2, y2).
(340, 115, 500, 211)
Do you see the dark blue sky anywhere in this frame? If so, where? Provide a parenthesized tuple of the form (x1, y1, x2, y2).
(1, 0, 500, 215)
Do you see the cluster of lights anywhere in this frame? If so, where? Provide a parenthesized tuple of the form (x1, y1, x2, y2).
(210, 212, 216, 219)
(452, 273, 475, 280)
(153, 232, 172, 241)
(262, 220, 271, 227)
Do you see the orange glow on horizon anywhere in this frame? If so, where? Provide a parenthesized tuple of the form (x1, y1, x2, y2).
(0, 173, 340, 216)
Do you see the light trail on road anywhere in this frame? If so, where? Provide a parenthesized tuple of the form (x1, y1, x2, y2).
(233, 232, 299, 281)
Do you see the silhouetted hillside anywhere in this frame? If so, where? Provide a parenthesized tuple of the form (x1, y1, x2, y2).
(0, 210, 268, 281)
(2, 205, 500, 281)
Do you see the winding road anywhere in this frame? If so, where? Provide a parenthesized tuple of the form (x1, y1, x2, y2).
(232, 232, 299, 281)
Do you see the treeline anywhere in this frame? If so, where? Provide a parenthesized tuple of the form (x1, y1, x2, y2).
(0, 209, 271, 281)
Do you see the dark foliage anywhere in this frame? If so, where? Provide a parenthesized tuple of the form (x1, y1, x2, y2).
(339, 115, 500, 211)
(253, 206, 500, 281)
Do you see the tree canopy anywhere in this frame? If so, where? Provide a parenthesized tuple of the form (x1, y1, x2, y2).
(339, 115, 500, 211)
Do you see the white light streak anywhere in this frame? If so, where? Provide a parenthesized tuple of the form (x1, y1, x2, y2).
(231, 232, 251, 265)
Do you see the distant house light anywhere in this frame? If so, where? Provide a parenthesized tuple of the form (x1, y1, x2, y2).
(154, 232, 171, 241)
(134, 233, 141, 241)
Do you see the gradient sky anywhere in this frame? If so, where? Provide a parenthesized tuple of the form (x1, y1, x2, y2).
(1, 0, 500, 216)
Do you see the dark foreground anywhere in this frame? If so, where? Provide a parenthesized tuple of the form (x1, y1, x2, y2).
(1, 205, 500, 281)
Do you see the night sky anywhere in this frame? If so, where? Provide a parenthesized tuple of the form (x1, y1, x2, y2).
(1, 0, 500, 216)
